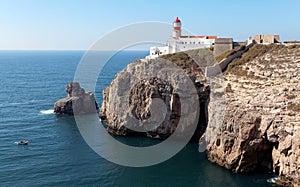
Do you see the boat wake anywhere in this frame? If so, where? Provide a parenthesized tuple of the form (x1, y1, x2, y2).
(40, 109, 54, 115)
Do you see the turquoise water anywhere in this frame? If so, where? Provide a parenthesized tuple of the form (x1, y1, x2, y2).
(0, 51, 274, 186)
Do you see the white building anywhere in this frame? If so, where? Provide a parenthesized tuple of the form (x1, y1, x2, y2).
(147, 17, 218, 59)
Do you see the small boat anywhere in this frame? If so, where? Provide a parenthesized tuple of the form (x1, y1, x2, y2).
(17, 140, 28, 145)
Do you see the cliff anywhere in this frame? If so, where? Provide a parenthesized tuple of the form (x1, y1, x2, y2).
(54, 82, 99, 115)
(100, 49, 213, 141)
(205, 44, 300, 186)
(100, 45, 300, 186)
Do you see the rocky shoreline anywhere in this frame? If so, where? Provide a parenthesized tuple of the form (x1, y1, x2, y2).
(205, 44, 300, 186)
(56, 45, 300, 186)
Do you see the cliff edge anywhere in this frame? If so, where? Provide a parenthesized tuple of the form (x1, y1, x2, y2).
(100, 45, 300, 186)
(100, 49, 213, 141)
(205, 44, 300, 186)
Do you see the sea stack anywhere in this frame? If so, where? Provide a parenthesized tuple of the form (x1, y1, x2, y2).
(54, 82, 99, 115)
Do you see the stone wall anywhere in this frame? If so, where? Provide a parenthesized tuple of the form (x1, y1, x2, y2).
(254, 34, 281, 44)
(213, 38, 234, 57)
(205, 43, 254, 77)
(234, 42, 246, 48)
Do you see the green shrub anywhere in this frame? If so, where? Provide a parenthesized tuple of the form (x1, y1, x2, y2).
(225, 44, 282, 73)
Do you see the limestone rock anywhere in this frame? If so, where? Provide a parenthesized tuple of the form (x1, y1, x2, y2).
(100, 45, 300, 186)
(204, 44, 300, 186)
(54, 82, 99, 115)
(100, 50, 213, 141)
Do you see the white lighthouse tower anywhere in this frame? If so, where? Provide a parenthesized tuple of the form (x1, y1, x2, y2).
(147, 17, 218, 59)
(173, 17, 181, 38)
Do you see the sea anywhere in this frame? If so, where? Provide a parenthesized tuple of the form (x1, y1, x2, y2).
(0, 50, 276, 187)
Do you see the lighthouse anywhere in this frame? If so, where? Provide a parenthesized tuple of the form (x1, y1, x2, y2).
(173, 17, 181, 38)
(147, 17, 218, 59)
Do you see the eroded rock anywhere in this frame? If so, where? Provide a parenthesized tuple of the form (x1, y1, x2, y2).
(54, 82, 99, 115)
(100, 50, 213, 141)
(205, 44, 300, 186)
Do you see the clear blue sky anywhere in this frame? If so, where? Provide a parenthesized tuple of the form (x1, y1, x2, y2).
(1, 0, 299, 50)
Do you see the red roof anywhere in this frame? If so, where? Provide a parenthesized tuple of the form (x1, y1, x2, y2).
(174, 17, 181, 23)
(180, 36, 205, 38)
(180, 36, 218, 39)
(207, 36, 218, 39)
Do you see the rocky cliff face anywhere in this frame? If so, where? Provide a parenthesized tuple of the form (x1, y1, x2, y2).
(54, 82, 98, 115)
(205, 44, 300, 186)
(100, 50, 212, 141)
(100, 45, 300, 186)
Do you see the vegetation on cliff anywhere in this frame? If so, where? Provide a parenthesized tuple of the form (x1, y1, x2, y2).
(100, 44, 300, 186)
(216, 45, 246, 63)
(100, 51, 211, 141)
(225, 44, 284, 74)
(160, 48, 215, 68)
(206, 44, 300, 186)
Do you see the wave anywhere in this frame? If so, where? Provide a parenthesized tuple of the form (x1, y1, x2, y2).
(267, 176, 278, 185)
(40, 109, 54, 115)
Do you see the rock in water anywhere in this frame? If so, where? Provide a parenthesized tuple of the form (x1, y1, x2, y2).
(54, 82, 99, 115)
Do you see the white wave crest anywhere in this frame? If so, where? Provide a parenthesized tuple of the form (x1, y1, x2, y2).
(267, 176, 278, 184)
(40, 109, 54, 114)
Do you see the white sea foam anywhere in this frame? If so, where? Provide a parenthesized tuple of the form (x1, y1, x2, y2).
(267, 176, 278, 185)
(40, 109, 54, 114)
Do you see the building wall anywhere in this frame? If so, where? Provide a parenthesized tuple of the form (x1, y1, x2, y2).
(213, 38, 233, 57)
(234, 42, 246, 48)
(274, 35, 281, 43)
(167, 37, 215, 53)
(147, 46, 170, 59)
(150, 46, 169, 55)
(254, 34, 281, 44)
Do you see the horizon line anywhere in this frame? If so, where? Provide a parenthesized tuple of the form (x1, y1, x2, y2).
(0, 49, 150, 51)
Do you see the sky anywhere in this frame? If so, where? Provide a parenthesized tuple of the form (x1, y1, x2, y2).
(1, 0, 300, 50)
